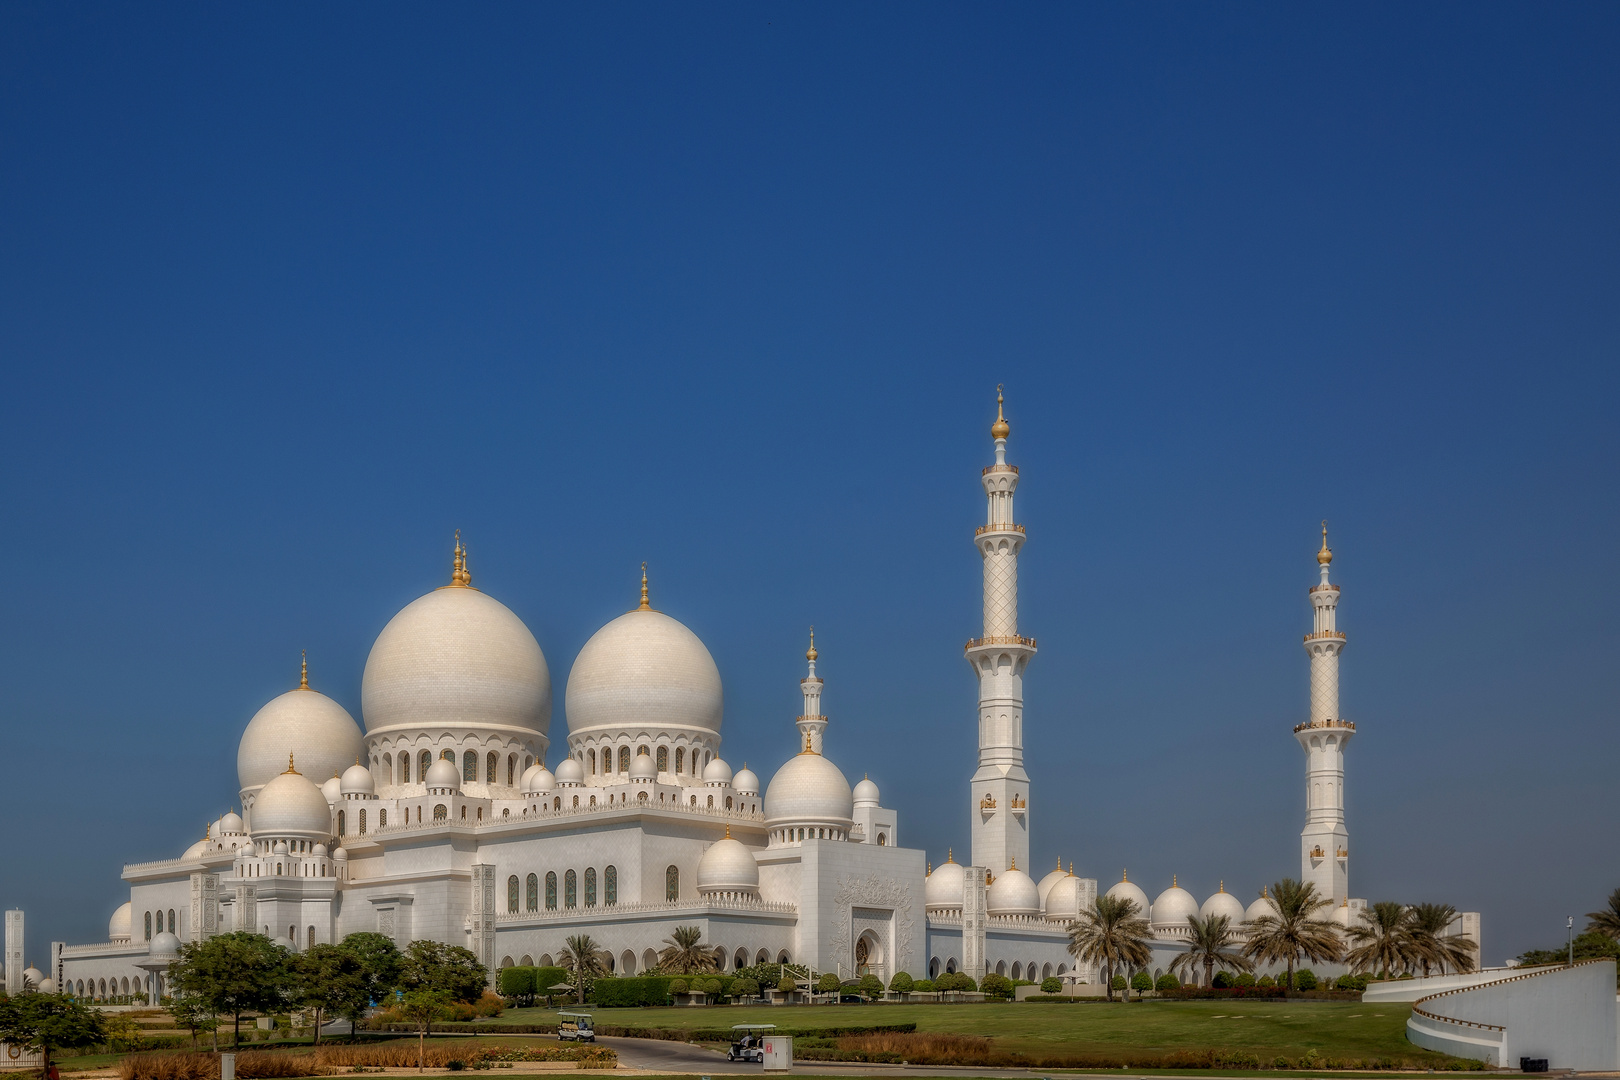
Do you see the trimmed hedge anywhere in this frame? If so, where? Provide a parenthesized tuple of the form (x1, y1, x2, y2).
(590, 976, 676, 1007)
(374, 1021, 916, 1041)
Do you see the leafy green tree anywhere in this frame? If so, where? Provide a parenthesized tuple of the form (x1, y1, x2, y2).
(774, 976, 794, 994)
(888, 971, 913, 993)
(400, 940, 487, 1004)
(556, 935, 609, 1005)
(816, 972, 841, 993)
(668, 978, 689, 994)
(1170, 913, 1253, 989)
(167, 932, 291, 1047)
(0, 993, 106, 1076)
(1233, 972, 1257, 987)
(164, 994, 213, 1049)
(341, 932, 404, 1007)
(1407, 903, 1478, 976)
(1040, 976, 1061, 993)
(979, 973, 1012, 1000)
(1344, 901, 1414, 978)
(731, 977, 760, 999)
(856, 973, 884, 999)
(1294, 969, 1317, 990)
(1110, 974, 1126, 992)
(397, 989, 452, 1070)
(1155, 973, 1180, 991)
(912, 979, 934, 993)
(1257, 975, 1276, 987)
(1516, 931, 1620, 968)
(656, 926, 718, 975)
(1130, 970, 1153, 995)
(295, 943, 371, 1044)
(103, 1011, 147, 1052)
(1066, 893, 1152, 1002)
(1242, 878, 1344, 991)
(1587, 888, 1620, 942)
(497, 966, 535, 1007)
(1211, 971, 1233, 988)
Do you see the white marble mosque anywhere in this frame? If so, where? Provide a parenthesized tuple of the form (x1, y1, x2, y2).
(18, 391, 1478, 1002)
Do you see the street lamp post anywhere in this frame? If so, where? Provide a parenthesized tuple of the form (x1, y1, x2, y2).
(1567, 916, 1574, 967)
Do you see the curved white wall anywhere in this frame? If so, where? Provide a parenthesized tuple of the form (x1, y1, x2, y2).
(1406, 960, 1617, 1070)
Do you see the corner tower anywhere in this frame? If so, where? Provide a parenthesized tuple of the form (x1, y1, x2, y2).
(967, 388, 1035, 874)
(1296, 522, 1353, 903)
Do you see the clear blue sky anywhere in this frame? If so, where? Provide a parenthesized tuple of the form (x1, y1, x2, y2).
(2, 4, 1615, 965)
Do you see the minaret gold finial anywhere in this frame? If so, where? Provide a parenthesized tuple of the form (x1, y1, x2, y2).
(991, 384, 1010, 440)
(1317, 520, 1333, 566)
(299, 650, 308, 689)
(724, 823, 731, 839)
(946, 847, 953, 863)
(450, 530, 472, 586)
(1219, 880, 1225, 893)
(285, 753, 299, 775)
(1057, 856, 1062, 871)
(801, 732, 815, 754)
(1010, 856, 1017, 871)
(807, 627, 817, 662)
(1173, 874, 1178, 888)
(1069, 861, 1074, 876)
(638, 562, 651, 610)
(1122, 868, 1128, 882)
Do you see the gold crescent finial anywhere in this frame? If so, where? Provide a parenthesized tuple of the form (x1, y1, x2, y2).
(806, 626, 817, 662)
(638, 562, 651, 610)
(450, 530, 472, 586)
(1317, 520, 1333, 566)
(299, 651, 308, 689)
(991, 385, 1010, 440)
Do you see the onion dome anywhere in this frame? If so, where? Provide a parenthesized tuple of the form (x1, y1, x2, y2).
(361, 543, 551, 740)
(216, 811, 245, 835)
(986, 862, 1040, 917)
(109, 902, 132, 943)
(321, 776, 343, 803)
(1044, 871, 1088, 920)
(765, 744, 854, 832)
(991, 387, 1010, 440)
(925, 853, 966, 911)
(630, 751, 658, 780)
(1037, 857, 1068, 904)
(1245, 889, 1279, 923)
(703, 757, 733, 786)
(1317, 521, 1333, 566)
(341, 763, 375, 796)
(853, 776, 880, 807)
(148, 931, 181, 959)
(237, 676, 363, 796)
(251, 759, 335, 842)
(1151, 878, 1199, 933)
(425, 756, 460, 793)
(555, 757, 584, 785)
(1200, 882, 1246, 925)
(696, 826, 759, 896)
(520, 763, 555, 794)
(1104, 872, 1150, 917)
(733, 764, 760, 795)
(565, 572, 723, 745)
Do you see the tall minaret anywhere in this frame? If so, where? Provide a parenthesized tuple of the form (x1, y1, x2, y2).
(1296, 522, 1353, 903)
(798, 629, 826, 753)
(967, 387, 1035, 874)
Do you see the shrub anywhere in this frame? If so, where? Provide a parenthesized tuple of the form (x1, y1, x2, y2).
(590, 976, 674, 1007)
(857, 974, 884, 999)
(1040, 977, 1061, 993)
(775, 976, 795, 993)
(1110, 975, 1126, 991)
(1130, 972, 1153, 993)
(701, 978, 723, 996)
(912, 979, 935, 993)
(1295, 969, 1318, 991)
(497, 966, 534, 1005)
(732, 977, 760, 998)
(668, 978, 688, 994)
(816, 973, 841, 992)
(1155, 973, 1180, 991)
(1336, 973, 1368, 991)
(979, 973, 1013, 1000)
(888, 971, 913, 993)
(1257, 975, 1275, 987)
(1233, 972, 1256, 988)
(1211, 971, 1233, 988)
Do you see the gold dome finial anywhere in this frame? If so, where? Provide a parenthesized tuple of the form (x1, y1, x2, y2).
(800, 732, 815, 755)
(807, 626, 817, 662)
(450, 530, 472, 586)
(1069, 861, 1074, 876)
(991, 384, 1010, 440)
(638, 562, 651, 610)
(285, 753, 299, 775)
(1122, 868, 1128, 882)
(927, 862, 932, 875)
(1010, 856, 1017, 871)
(1057, 856, 1063, 871)
(946, 847, 954, 863)
(1317, 520, 1333, 566)
(1173, 874, 1178, 888)
(724, 823, 731, 839)
(1219, 880, 1225, 893)
(299, 650, 308, 689)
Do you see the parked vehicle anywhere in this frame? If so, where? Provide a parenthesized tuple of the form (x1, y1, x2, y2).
(727, 1023, 775, 1063)
(557, 1011, 595, 1042)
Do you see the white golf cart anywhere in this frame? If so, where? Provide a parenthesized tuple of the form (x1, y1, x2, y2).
(727, 1023, 775, 1063)
(557, 1011, 595, 1042)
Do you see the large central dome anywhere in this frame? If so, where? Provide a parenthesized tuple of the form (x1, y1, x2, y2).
(566, 602, 723, 740)
(362, 581, 550, 737)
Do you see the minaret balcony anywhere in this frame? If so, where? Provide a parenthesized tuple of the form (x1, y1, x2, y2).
(965, 634, 1037, 651)
(1309, 583, 1341, 594)
(1293, 718, 1356, 733)
(981, 464, 1018, 477)
(1302, 630, 1346, 643)
(974, 523, 1025, 536)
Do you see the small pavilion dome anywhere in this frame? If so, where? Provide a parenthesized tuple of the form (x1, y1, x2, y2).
(853, 776, 880, 807)
(1044, 873, 1089, 920)
(424, 757, 460, 792)
(554, 757, 584, 785)
(1245, 892, 1279, 923)
(986, 865, 1040, 917)
(703, 757, 733, 785)
(520, 763, 554, 794)
(925, 856, 966, 911)
(109, 902, 133, 943)
(252, 766, 335, 842)
(1151, 881, 1199, 933)
(341, 763, 375, 795)
(148, 931, 181, 959)
(733, 765, 760, 796)
(1200, 884, 1247, 924)
(696, 830, 759, 895)
(1104, 874, 1151, 916)
(1037, 858, 1068, 904)
(630, 752, 658, 780)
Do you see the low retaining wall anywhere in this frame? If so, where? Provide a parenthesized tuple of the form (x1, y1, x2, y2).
(1406, 959, 1617, 1070)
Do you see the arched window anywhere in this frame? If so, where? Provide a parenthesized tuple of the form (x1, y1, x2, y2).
(525, 755, 533, 771)
(420, 750, 432, 779)
(553, 797, 561, 810)
(572, 795, 578, 808)
(168, 910, 176, 933)
(460, 805, 467, 820)
(144, 911, 152, 939)
(338, 810, 346, 835)
(877, 832, 886, 845)
(675, 747, 684, 774)
(379, 809, 387, 829)
(359, 809, 367, 835)
(656, 746, 668, 772)
(725, 796, 733, 809)
(507, 755, 516, 786)
(433, 804, 447, 821)
(604, 865, 618, 905)
(526, 873, 538, 912)
(545, 872, 557, 910)
(564, 869, 577, 908)
(463, 750, 477, 782)
(308, 926, 316, 950)
(618, 746, 630, 773)
(584, 867, 597, 907)
(665, 864, 679, 902)
(707, 795, 713, 808)
(400, 754, 410, 784)
(507, 875, 519, 913)
(587, 749, 595, 774)
(589, 795, 596, 806)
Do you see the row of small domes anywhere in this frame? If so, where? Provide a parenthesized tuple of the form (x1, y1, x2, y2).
(1103, 875, 1277, 927)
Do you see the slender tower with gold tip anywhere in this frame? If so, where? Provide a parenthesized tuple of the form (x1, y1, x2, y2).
(967, 387, 1035, 874)
(1296, 522, 1353, 903)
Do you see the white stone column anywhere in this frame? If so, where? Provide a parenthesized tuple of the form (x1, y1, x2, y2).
(1297, 524, 1353, 903)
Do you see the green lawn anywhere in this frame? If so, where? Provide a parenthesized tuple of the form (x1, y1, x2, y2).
(489, 1001, 1450, 1063)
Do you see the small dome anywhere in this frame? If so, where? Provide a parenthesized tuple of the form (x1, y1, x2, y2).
(696, 831, 759, 894)
(520, 763, 554, 793)
(273, 840, 289, 855)
(630, 752, 658, 780)
(109, 902, 133, 942)
(566, 607, 723, 740)
(237, 687, 363, 795)
(1151, 882, 1199, 931)
(217, 812, 245, 835)
(1044, 874, 1089, 920)
(362, 582, 551, 738)
(312, 843, 328, 858)
(925, 857, 966, 911)
(341, 763, 375, 795)
(1200, 885, 1247, 925)
(1037, 859, 1068, 903)
(252, 767, 335, 841)
(1245, 892, 1279, 923)
(733, 765, 759, 796)
(36, 977, 56, 995)
(1331, 901, 1354, 927)
(271, 935, 297, 953)
(332, 846, 349, 860)
(1104, 876, 1150, 917)
(425, 757, 460, 791)
(149, 931, 181, 959)
(703, 757, 733, 785)
(182, 838, 210, 860)
(764, 751, 853, 829)
(555, 757, 583, 784)
(321, 776, 343, 803)
(853, 776, 880, 807)
(987, 866, 1040, 917)
(22, 967, 44, 989)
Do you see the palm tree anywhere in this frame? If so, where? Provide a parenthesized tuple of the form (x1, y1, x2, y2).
(1585, 888, 1620, 942)
(1066, 893, 1152, 1002)
(557, 933, 609, 1005)
(657, 925, 720, 975)
(1344, 901, 1413, 978)
(1170, 913, 1253, 988)
(1407, 903, 1479, 976)
(1243, 878, 1343, 991)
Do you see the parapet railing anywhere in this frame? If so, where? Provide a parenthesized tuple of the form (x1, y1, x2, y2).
(1293, 718, 1357, 733)
(1409, 959, 1612, 1034)
(982, 464, 1019, 476)
(1309, 583, 1341, 594)
(964, 635, 1037, 650)
(1303, 630, 1347, 642)
(495, 897, 797, 923)
(975, 523, 1025, 536)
